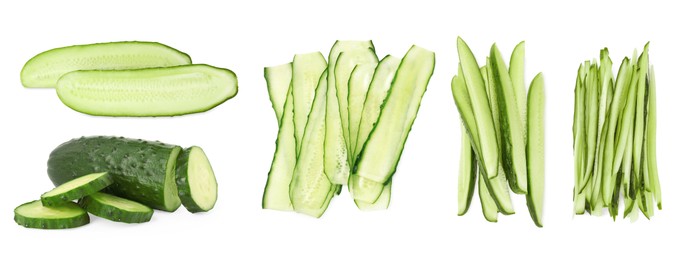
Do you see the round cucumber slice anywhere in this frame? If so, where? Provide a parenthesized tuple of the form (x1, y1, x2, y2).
(14, 200, 89, 229)
(41, 172, 113, 206)
(176, 146, 218, 213)
(79, 192, 153, 223)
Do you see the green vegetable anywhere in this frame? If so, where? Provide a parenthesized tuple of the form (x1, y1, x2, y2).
(526, 73, 545, 227)
(292, 52, 328, 154)
(176, 146, 218, 213)
(265, 63, 293, 123)
(56, 64, 238, 117)
(79, 192, 153, 223)
(40, 172, 113, 206)
(457, 131, 477, 216)
(21, 41, 191, 88)
(14, 200, 89, 229)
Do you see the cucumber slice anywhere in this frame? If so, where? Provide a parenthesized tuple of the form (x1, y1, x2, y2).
(56, 64, 238, 117)
(526, 73, 545, 227)
(355, 45, 434, 184)
(457, 131, 477, 216)
(647, 67, 661, 209)
(263, 69, 296, 211)
(265, 63, 293, 123)
(490, 45, 527, 194)
(478, 174, 498, 222)
(348, 63, 376, 160)
(176, 146, 218, 213)
(79, 192, 153, 223)
(41, 172, 113, 206)
(292, 52, 328, 154)
(290, 71, 335, 215)
(21, 41, 191, 88)
(509, 41, 527, 140)
(14, 200, 89, 229)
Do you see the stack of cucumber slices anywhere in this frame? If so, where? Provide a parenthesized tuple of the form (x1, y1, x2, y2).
(14, 136, 218, 229)
(452, 36, 545, 227)
(21, 41, 238, 117)
(572, 44, 661, 220)
(262, 41, 435, 217)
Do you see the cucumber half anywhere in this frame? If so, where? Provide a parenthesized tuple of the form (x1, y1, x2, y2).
(176, 146, 218, 213)
(56, 64, 238, 117)
(79, 192, 153, 223)
(41, 172, 113, 206)
(14, 200, 89, 229)
(21, 41, 192, 88)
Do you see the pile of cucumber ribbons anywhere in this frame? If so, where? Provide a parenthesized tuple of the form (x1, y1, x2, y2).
(262, 41, 435, 217)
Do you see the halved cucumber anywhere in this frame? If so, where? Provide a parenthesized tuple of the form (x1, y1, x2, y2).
(526, 73, 545, 227)
(79, 192, 153, 223)
(41, 172, 113, 206)
(21, 41, 191, 88)
(56, 64, 238, 117)
(14, 200, 89, 229)
(176, 146, 218, 213)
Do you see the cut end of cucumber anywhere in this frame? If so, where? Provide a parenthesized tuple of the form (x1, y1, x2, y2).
(41, 172, 113, 206)
(14, 200, 89, 229)
(164, 147, 183, 212)
(176, 146, 218, 213)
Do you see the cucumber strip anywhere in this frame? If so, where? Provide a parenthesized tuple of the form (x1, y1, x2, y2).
(574, 190, 586, 215)
(509, 41, 527, 140)
(290, 71, 334, 214)
(41, 172, 113, 206)
(585, 64, 600, 203)
(265, 63, 293, 123)
(325, 41, 372, 185)
(603, 59, 632, 183)
(349, 173, 385, 203)
(48, 136, 182, 212)
(262, 85, 296, 211)
(176, 146, 218, 213)
(633, 46, 649, 192)
(597, 49, 615, 204)
(622, 120, 634, 197)
(353, 55, 401, 161)
(14, 200, 89, 229)
(56, 64, 238, 117)
(456, 36, 499, 179)
(478, 174, 499, 222)
(457, 131, 477, 216)
(613, 69, 639, 179)
(490, 45, 528, 194)
(79, 192, 153, 223)
(647, 67, 661, 209)
(350, 177, 392, 211)
(335, 49, 378, 156)
(355, 45, 434, 183)
(292, 52, 328, 154)
(21, 41, 191, 88)
(526, 73, 545, 227)
(348, 63, 377, 160)
(574, 66, 587, 192)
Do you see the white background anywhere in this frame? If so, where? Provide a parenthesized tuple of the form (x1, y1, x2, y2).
(0, 0, 687, 259)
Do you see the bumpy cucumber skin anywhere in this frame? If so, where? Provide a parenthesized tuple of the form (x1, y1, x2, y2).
(14, 201, 89, 229)
(21, 41, 192, 88)
(47, 136, 182, 212)
(40, 172, 113, 207)
(176, 146, 218, 213)
(78, 193, 153, 223)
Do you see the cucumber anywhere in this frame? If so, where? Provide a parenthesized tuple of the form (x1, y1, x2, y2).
(56, 64, 238, 117)
(349, 174, 385, 203)
(78, 192, 153, 223)
(647, 67, 661, 209)
(21, 41, 191, 88)
(509, 41, 527, 140)
(478, 174, 498, 222)
(176, 146, 218, 213)
(14, 200, 89, 229)
(292, 52, 328, 154)
(48, 136, 182, 212)
(526, 73, 545, 227)
(355, 45, 435, 184)
(40, 172, 113, 206)
(265, 63, 293, 123)
(457, 131, 477, 216)
(348, 63, 376, 160)
(262, 65, 296, 211)
(351, 179, 392, 211)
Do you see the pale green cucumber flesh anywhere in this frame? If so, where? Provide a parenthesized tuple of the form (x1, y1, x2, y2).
(509, 41, 527, 141)
(458, 131, 477, 216)
(41, 172, 113, 206)
(265, 63, 293, 123)
(263, 85, 296, 211)
(479, 173, 499, 222)
(292, 52, 328, 154)
(353, 180, 392, 211)
(526, 73, 545, 227)
(348, 63, 377, 160)
(176, 146, 218, 213)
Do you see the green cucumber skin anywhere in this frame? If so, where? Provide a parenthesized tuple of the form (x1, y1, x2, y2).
(21, 41, 192, 88)
(14, 200, 90, 229)
(78, 193, 153, 223)
(47, 136, 182, 212)
(176, 146, 218, 213)
(56, 64, 238, 117)
(40, 172, 113, 207)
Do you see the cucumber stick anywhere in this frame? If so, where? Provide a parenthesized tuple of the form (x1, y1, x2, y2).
(263, 84, 296, 211)
(526, 73, 545, 227)
(457, 131, 477, 216)
(647, 67, 661, 209)
(14, 200, 89, 229)
(509, 41, 527, 140)
(48, 136, 182, 212)
(355, 45, 435, 184)
(478, 174, 498, 222)
(41, 172, 113, 206)
(79, 192, 153, 223)
(265, 63, 293, 123)
(21, 41, 191, 88)
(56, 64, 238, 117)
(176, 146, 218, 213)
(293, 53, 328, 154)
